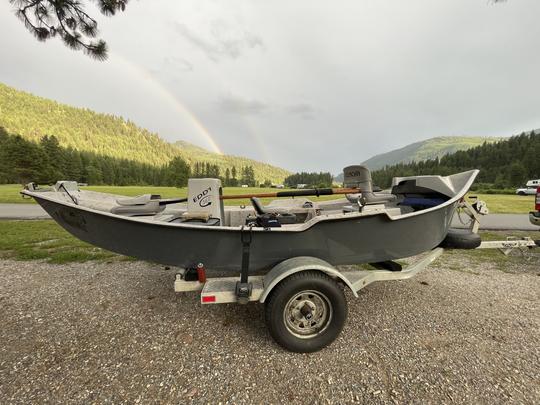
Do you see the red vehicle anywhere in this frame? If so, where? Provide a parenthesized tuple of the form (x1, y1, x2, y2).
(530, 186, 540, 226)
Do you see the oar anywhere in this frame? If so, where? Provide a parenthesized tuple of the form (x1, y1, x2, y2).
(220, 187, 360, 200)
(158, 187, 360, 205)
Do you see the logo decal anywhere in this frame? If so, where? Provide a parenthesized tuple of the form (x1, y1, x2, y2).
(193, 187, 213, 208)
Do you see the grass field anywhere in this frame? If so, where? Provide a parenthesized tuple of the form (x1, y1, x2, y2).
(0, 220, 126, 264)
(0, 184, 536, 213)
(464, 193, 535, 215)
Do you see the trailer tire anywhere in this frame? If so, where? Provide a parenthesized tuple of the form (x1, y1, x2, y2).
(265, 271, 347, 353)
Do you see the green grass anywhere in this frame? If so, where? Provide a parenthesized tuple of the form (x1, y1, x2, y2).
(0, 185, 536, 213)
(0, 220, 125, 264)
(0, 184, 36, 203)
(465, 193, 535, 214)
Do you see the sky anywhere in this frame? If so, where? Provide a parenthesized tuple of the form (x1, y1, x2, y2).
(1, 0, 539, 173)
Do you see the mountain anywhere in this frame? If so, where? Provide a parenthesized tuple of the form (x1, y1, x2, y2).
(334, 135, 501, 182)
(0, 82, 289, 183)
(370, 130, 540, 188)
(363, 136, 502, 171)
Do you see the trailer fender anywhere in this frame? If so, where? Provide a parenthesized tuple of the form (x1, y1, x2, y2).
(259, 256, 358, 303)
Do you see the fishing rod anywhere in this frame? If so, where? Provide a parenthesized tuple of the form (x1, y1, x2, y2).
(159, 187, 361, 206)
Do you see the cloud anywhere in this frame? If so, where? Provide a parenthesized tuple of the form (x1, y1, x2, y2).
(218, 94, 268, 115)
(286, 103, 317, 120)
(163, 56, 193, 72)
(218, 94, 318, 120)
(175, 21, 264, 63)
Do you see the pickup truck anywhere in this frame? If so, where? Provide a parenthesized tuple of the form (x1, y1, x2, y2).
(530, 186, 540, 226)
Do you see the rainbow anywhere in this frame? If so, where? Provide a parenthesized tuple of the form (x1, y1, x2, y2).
(109, 53, 223, 155)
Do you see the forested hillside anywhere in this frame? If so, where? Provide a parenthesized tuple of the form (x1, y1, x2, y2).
(371, 131, 540, 188)
(172, 141, 289, 185)
(0, 127, 261, 187)
(0, 83, 289, 183)
(362, 136, 502, 171)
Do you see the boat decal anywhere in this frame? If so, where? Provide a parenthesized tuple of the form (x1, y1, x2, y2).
(56, 208, 88, 232)
(193, 186, 212, 208)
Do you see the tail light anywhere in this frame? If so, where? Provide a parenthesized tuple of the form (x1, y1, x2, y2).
(536, 186, 540, 211)
(196, 262, 207, 283)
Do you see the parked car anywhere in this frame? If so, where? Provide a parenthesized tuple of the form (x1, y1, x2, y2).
(516, 186, 537, 196)
(530, 186, 540, 227)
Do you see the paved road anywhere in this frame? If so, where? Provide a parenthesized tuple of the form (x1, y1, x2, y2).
(451, 212, 538, 231)
(0, 203, 51, 219)
(0, 203, 538, 230)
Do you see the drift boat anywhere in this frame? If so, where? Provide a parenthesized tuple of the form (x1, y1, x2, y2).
(22, 166, 479, 272)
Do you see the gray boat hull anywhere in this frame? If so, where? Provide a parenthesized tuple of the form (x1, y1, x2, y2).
(33, 195, 457, 272)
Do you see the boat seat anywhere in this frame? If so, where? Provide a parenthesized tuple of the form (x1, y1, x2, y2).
(110, 194, 165, 216)
(116, 194, 162, 206)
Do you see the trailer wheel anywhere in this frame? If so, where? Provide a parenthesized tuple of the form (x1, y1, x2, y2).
(264, 271, 347, 353)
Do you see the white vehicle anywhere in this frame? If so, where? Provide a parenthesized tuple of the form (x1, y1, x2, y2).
(516, 186, 537, 196)
(526, 179, 540, 188)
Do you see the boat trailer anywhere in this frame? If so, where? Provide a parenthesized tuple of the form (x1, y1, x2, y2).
(172, 198, 538, 353)
(175, 250, 444, 305)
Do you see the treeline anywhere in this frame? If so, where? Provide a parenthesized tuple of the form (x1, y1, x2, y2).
(191, 162, 257, 186)
(284, 172, 333, 188)
(0, 128, 262, 187)
(371, 130, 540, 188)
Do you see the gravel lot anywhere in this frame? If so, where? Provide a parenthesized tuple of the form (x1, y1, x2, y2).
(1, 251, 539, 404)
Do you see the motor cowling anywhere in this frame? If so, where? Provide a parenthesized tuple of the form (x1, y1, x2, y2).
(343, 165, 373, 192)
(342, 165, 396, 205)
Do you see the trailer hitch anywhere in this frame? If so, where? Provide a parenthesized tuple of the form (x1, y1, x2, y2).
(236, 225, 254, 304)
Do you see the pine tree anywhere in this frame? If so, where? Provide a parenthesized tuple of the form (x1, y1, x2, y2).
(231, 166, 238, 187)
(166, 157, 190, 187)
(11, 0, 129, 60)
(224, 167, 231, 186)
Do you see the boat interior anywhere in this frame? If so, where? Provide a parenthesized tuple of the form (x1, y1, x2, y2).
(24, 166, 476, 229)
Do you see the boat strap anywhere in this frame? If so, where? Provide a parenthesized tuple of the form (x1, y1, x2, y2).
(236, 225, 254, 304)
(59, 183, 78, 205)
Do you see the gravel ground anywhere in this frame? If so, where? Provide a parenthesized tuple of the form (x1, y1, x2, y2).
(0, 251, 539, 404)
